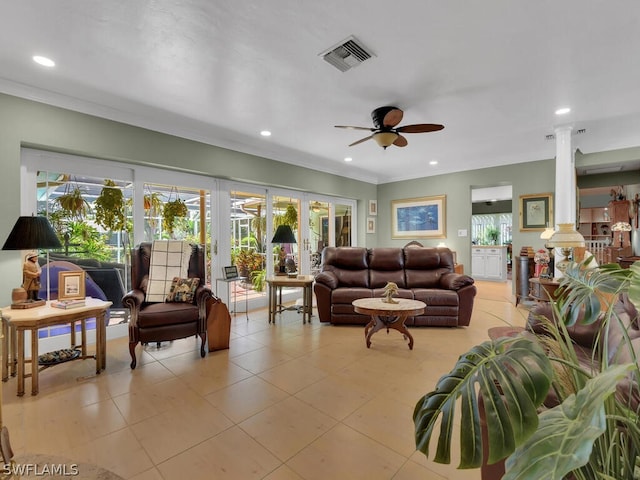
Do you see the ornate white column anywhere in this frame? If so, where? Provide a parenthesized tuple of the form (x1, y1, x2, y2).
(553, 125, 577, 277)
(554, 125, 575, 225)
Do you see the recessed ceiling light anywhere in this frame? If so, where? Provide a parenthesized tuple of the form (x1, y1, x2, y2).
(344, 157, 352, 162)
(429, 160, 438, 165)
(33, 55, 55, 67)
(260, 130, 271, 137)
(555, 107, 571, 115)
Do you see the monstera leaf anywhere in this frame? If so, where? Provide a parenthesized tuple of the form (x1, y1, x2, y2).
(413, 336, 553, 468)
(503, 363, 633, 480)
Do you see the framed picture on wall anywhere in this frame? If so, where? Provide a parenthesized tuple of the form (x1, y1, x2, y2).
(366, 217, 376, 234)
(519, 193, 553, 231)
(391, 195, 446, 238)
(368, 200, 377, 216)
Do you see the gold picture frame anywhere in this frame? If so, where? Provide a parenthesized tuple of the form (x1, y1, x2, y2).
(519, 193, 553, 231)
(58, 271, 86, 300)
(391, 195, 446, 239)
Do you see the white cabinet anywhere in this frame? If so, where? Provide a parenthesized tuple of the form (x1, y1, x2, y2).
(471, 246, 508, 281)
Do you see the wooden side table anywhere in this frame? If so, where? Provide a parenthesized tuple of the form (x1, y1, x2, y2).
(266, 275, 315, 324)
(1, 298, 111, 396)
(352, 298, 425, 350)
(528, 278, 561, 303)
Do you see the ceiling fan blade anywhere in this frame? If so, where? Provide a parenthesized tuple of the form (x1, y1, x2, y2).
(382, 108, 403, 128)
(393, 134, 408, 147)
(348, 135, 374, 147)
(396, 123, 444, 133)
(335, 125, 375, 131)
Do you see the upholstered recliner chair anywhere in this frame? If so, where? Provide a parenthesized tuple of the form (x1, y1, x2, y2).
(122, 242, 215, 369)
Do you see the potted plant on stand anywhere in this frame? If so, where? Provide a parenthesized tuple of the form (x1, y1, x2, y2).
(414, 259, 640, 479)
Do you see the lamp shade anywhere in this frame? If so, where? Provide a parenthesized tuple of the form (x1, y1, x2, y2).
(373, 131, 399, 148)
(540, 227, 555, 241)
(2, 216, 62, 250)
(611, 222, 632, 232)
(547, 223, 585, 249)
(271, 225, 296, 244)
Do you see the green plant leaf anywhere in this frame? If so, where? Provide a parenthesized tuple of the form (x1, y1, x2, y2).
(503, 363, 634, 480)
(414, 336, 553, 468)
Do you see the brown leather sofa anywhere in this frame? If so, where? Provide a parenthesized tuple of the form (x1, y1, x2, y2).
(313, 246, 476, 326)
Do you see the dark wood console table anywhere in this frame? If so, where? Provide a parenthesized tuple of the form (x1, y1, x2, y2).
(529, 278, 561, 303)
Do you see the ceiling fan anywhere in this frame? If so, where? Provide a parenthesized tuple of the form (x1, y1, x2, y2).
(335, 106, 444, 149)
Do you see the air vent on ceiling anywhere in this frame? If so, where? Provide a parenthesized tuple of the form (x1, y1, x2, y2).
(545, 128, 586, 141)
(320, 36, 375, 72)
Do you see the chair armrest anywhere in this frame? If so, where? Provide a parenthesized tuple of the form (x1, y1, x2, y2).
(122, 289, 145, 309)
(439, 273, 475, 291)
(315, 271, 338, 290)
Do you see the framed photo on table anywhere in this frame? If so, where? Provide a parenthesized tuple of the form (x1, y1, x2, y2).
(58, 271, 86, 300)
(391, 195, 446, 239)
(520, 193, 553, 231)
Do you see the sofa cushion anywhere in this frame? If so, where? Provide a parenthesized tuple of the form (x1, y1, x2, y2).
(406, 269, 449, 288)
(370, 270, 406, 288)
(412, 288, 459, 306)
(368, 248, 406, 288)
(332, 287, 373, 304)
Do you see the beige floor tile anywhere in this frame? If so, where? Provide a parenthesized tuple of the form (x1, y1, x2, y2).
(258, 358, 328, 394)
(156, 426, 280, 480)
(5, 279, 517, 480)
(128, 467, 165, 480)
(262, 464, 305, 480)
(204, 375, 290, 423)
(131, 398, 233, 463)
(343, 392, 417, 457)
(294, 375, 374, 420)
(231, 347, 295, 375)
(239, 396, 337, 461)
(286, 423, 407, 480)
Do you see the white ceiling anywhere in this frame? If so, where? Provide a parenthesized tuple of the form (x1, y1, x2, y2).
(2, 1, 640, 184)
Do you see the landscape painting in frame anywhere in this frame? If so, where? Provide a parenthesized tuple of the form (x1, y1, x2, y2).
(392, 195, 446, 239)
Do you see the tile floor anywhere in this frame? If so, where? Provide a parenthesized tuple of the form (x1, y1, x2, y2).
(2, 280, 531, 479)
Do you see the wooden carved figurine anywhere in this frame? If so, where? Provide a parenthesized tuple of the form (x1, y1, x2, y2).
(382, 281, 399, 304)
(22, 251, 42, 301)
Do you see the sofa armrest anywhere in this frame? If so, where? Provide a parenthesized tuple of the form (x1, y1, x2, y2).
(439, 272, 475, 291)
(315, 271, 339, 290)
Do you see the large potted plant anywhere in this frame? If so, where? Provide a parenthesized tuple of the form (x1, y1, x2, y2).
(414, 259, 640, 479)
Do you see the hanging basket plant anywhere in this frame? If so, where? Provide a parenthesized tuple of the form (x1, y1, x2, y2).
(94, 179, 126, 231)
(274, 203, 298, 230)
(56, 180, 91, 220)
(162, 190, 188, 234)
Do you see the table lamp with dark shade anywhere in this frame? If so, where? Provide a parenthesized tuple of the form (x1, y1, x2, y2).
(271, 225, 296, 275)
(2, 215, 62, 307)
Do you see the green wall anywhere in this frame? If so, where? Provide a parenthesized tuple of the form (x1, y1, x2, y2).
(376, 160, 556, 269)
(0, 93, 376, 305)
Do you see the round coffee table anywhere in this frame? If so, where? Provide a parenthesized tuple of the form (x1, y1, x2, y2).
(352, 298, 426, 350)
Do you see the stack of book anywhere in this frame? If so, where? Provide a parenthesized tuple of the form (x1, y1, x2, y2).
(51, 298, 86, 309)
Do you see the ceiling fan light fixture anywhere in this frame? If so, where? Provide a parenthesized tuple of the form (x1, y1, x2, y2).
(373, 131, 398, 148)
